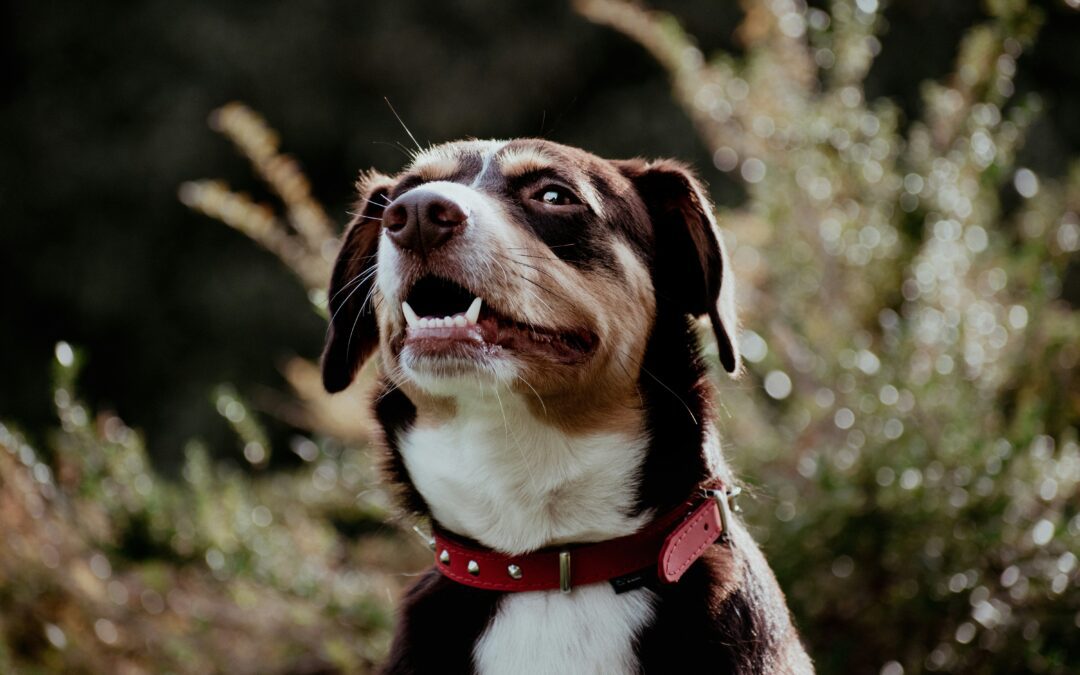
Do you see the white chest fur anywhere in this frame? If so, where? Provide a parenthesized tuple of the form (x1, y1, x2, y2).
(474, 584, 657, 675)
(398, 389, 656, 672)
(399, 391, 652, 554)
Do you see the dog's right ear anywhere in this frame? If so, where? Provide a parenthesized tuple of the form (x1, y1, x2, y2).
(321, 170, 396, 393)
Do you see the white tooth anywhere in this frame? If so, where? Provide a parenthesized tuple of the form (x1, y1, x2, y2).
(465, 297, 483, 324)
(419, 318, 430, 328)
(443, 316, 452, 324)
(453, 315, 467, 327)
(402, 302, 419, 328)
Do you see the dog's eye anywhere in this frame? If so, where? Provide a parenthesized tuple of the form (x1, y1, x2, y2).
(532, 185, 580, 207)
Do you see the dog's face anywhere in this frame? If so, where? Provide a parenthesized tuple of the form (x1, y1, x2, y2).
(321, 139, 739, 417)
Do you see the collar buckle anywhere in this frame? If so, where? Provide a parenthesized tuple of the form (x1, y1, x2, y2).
(703, 485, 741, 546)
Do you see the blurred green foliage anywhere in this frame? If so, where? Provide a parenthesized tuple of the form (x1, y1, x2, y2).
(3, 0, 1079, 674)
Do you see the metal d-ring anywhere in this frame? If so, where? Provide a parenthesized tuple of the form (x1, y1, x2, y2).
(705, 486, 741, 546)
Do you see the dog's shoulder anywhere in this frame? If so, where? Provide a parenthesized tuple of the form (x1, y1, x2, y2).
(379, 569, 501, 674)
(638, 537, 812, 674)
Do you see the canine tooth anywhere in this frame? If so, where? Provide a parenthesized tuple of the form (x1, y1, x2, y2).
(465, 297, 482, 324)
(402, 302, 419, 328)
(453, 316, 467, 327)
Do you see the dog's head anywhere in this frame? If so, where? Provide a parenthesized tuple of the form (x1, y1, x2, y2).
(321, 139, 739, 414)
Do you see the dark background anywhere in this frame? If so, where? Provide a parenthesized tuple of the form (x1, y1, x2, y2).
(3, 0, 1078, 470)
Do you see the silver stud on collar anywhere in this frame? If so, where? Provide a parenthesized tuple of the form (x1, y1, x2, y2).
(439, 549, 450, 565)
(467, 560, 480, 575)
(507, 564, 523, 580)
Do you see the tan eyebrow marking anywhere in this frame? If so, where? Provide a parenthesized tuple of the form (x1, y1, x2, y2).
(498, 147, 556, 179)
(408, 147, 461, 182)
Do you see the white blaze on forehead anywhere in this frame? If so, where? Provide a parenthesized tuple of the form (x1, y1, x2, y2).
(408, 140, 508, 184)
(470, 140, 509, 187)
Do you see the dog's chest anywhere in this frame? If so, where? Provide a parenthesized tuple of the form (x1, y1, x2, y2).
(397, 397, 656, 672)
(474, 584, 657, 675)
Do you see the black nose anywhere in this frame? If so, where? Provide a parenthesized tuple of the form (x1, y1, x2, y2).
(383, 189, 469, 255)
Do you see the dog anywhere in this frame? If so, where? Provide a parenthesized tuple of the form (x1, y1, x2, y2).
(321, 139, 812, 674)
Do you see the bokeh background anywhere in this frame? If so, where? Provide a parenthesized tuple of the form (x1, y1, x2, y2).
(2, 0, 1078, 673)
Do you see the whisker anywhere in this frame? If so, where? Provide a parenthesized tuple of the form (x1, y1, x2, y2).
(509, 243, 577, 250)
(492, 258, 563, 318)
(327, 268, 377, 326)
(500, 255, 563, 285)
(338, 251, 380, 267)
(491, 383, 511, 446)
(362, 282, 386, 320)
(505, 252, 560, 261)
(344, 293, 385, 366)
(371, 140, 413, 159)
(612, 349, 646, 411)
(384, 97, 423, 152)
(344, 299, 367, 364)
(354, 197, 393, 210)
(491, 383, 539, 491)
(618, 347, 698, 425)
(516, 273, 576, 307)
(328, 264, 378, 305)
(373, 378, 403, 404)
(515, 374, 547, 417)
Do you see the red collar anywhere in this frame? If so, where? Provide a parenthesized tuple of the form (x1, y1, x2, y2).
(427, 479, 739, 593)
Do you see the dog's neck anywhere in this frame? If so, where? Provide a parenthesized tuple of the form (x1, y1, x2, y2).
(396, 386, 654, 555)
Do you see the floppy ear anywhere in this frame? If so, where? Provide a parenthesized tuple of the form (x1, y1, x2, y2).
(321, 170, 396, 393)
(614, 159, 741, 374)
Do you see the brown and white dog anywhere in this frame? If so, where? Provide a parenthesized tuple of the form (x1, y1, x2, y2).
(321, 139, 812, 674)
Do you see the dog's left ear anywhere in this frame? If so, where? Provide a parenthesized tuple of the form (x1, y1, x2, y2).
(321, 170, 396, 393)
(614, 159, 741, 374)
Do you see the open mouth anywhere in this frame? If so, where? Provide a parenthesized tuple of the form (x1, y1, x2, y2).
(398, 276, 596, 363)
